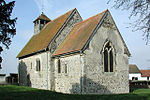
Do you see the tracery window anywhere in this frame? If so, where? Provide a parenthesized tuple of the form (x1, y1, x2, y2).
(103, 41, 114, 72)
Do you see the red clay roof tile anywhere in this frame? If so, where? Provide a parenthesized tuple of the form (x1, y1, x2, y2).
(140, 70, 150, 77)
(53, 10, 107, 56)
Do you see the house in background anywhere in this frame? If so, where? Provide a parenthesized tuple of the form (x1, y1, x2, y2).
(140, 70, 150, 81)
(129, 64, 150, 81)
(0, 74, 6, 84)
(17, 8, 130, 94)
(129, 64, 141, 80)
(129, 65, 150, 88)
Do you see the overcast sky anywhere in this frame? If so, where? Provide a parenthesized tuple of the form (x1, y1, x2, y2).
(1, 0, 150, 75)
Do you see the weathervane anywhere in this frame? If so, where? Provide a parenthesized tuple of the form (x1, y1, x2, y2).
(41, 0, 44, 14)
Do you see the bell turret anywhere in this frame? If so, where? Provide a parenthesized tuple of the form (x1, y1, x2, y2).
(33, 12, 50, 35)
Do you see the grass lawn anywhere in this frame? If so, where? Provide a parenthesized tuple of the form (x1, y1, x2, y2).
(0, 85, 150, 100)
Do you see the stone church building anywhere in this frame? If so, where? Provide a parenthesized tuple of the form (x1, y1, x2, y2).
(17, 8, 130, 94)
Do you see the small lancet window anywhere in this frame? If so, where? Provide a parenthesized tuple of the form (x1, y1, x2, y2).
(36, 59, 41, 71)
(103, 41, 114, 72)
(58, 59, 61, 73)
(31, 62, 32, 69)
(65, 64, 67, 73)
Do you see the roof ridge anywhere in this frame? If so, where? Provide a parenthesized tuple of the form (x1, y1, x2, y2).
(74, 9, 108, 26)
(51, 8, 76, 21)
(33, 13, 50, 22)
(35, 8, 76, 37)
(53, 9, 108, 56)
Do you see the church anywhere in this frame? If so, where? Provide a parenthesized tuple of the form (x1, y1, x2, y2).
(17, 8, 130, 94)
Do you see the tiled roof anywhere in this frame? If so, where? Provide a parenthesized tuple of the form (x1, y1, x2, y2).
(33, 13, 51, 22)
(17, 9, 75, 58)
(53, 10, 107, 56)
(129, 64, 141, 73)
(140, 70, 150, 77)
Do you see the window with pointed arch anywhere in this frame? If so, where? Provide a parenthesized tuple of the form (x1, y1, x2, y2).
(103, 41, 114, 72)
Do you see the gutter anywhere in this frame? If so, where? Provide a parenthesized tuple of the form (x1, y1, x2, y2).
(17, 49, 46, 59)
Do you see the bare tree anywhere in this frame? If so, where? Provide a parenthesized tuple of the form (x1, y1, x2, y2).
(108, 0, 150, 44)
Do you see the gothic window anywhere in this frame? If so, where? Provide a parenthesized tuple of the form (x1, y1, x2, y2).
(103, 41, 114, 72)
(58, 59, 61, 73)
(36, 59, 41, 71)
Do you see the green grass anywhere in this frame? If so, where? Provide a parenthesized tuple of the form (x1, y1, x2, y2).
(0, 85, 150, 100)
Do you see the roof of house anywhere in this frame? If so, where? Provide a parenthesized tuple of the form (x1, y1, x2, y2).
(53, 10, 107, 56)
(17, 9, 76, 58)
(33, 13, 51, 22)
(140, 70, 150, 77)
(129, 64, 141, 73)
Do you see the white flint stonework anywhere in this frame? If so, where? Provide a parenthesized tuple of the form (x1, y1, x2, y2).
(18, 9, 129, 94)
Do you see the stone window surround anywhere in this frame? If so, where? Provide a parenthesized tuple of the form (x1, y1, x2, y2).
(35, 58, 42, 72)
(57, 58, 69, 75)
(102, 40, 115, 73)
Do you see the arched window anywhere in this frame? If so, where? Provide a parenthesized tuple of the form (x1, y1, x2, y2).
(103, 41, 114, 72)
(36, 59, 41, 71)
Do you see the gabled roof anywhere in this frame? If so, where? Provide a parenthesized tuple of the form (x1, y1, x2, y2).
(17, 9, 76, 58)
(140, 70, 150, 77)
(33, 13, 51, 22)
(53, 10, 107, 56)
(129, 64, 141, 74)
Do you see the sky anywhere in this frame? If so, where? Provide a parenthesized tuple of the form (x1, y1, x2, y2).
(0, 0, 150, 75)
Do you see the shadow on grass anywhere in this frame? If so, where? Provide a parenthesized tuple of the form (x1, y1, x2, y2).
(0, 85, 150, 100)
